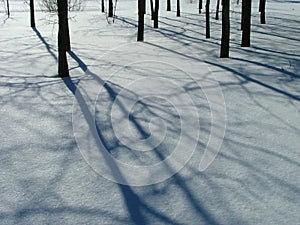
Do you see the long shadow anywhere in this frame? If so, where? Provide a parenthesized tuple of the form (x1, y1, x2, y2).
(64, 52, 187, 225)
(144, 42, 300, 102)
(66, 51, 222, 225)
(206, 60, 300, 101)
(231, 57, 300, 79)
(62, 77, 147, 225)
(32, 27, 57, 61)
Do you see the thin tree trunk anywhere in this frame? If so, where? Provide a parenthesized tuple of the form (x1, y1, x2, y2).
(154, 0, 159, 28)
(6, 0, 10, 17)
(108, 0, 113, 17)
(241, 0, 245, 30)
(259, 0, 266, 24)
(101, 0, 105, 12)
(137, 0, 145, 41)
(199, 0, 202, 13)
(215, 0, 220, 20)
(58, 0, 69, 77)
(206, 0, 210, 38)
(220, 0, 230, 58)
(177, 0, 180, 17)
(150, 0, 154, 20)
(167, 0, 171, 11)
(241, 0, 251, 47)
(30, 0, 35, 28)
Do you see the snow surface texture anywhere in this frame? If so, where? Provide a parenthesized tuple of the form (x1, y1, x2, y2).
(0, 0, 299, 224)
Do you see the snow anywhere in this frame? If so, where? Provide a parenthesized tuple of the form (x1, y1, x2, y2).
(0, 0, 299, 224)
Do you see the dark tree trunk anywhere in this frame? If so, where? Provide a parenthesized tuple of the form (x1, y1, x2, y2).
(220, 0, 230, 58)
(6, 0, 10, 17)
(241, 0, 251, 47)
(199, 0, 202, 13)
(150, 0, 154, 20)
(259, 0, 266, 24)
(241, 0, 245, 30)
(58, 0, 69, 77)
(177, 0, 180, 17)
(30, 0, 35, 28)
(206, 0, 210, 38)
(215, 0, 220, 20)
(137, 0, 145, 41)
(154, 0, 159, 28)
(108, 0, 113, 17)
(101, 0, 105, 12)
(167, 0, 171, 11)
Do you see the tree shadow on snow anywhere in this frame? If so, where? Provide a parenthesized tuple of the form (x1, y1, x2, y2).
(62, 50, 223, 225)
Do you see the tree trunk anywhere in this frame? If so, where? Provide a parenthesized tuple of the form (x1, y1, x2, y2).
(137, 0, 145, 41)
(150, 0, 154, 20)
(30, 0, 35, 28)
(241, 0, 245, 30)
(206, 0, 210, 38)
(101, 0, 105, 12)
(199, 0, 202, 13)
(108, 0, 113, 17)
(215, 0, 220, 20)
(6, 0, 10, 17)
(58, 0, 69, 77)
(154, 0, 159, 28)
(177, 0, 180, 17)
(259, 0, 266, 24)
(241, 0, 251, 47)
(167, 0, 171, 11)
(220, 0, 230, 58)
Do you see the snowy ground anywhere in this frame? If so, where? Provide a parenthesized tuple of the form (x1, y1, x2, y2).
(0, 0, 299, 224)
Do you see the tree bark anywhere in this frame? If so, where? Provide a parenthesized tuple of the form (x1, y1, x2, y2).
(206, 0, 210, 38)
(220, 0, 230, 58)
(241, 0, 251, 47)
(177, 0, 180, 17)
(137, 0, 145, 41)
(58, 0, 69, 77)
(30, 0, 35, 28)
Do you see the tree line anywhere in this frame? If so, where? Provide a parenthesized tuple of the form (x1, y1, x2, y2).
(22, 0, 268, 77)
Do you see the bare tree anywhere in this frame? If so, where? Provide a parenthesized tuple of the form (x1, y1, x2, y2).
(199, 0, 202, 13)
(153, 0, 159, 28)
(176, 0, 180, 17)
(6, 0, 10, 17)
(40, 0, 83, 12)
(108, 0, 113, 17)
(137, 0, 145, 41)
(215, 0, 220, 20)
(206, 0, 210, 38)
(150, 0, 154, 20)
(241, 0, 251, 47)
(220, 0, 230, 58)
(167, 0, 171, 11)
(101, 0, 104, 12)
(259, 0, 266, 24)
(57, 0, 70, 77)
(30, 0, 35, 27)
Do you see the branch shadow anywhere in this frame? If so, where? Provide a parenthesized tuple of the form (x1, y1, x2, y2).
(64, 50, 223, 225)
